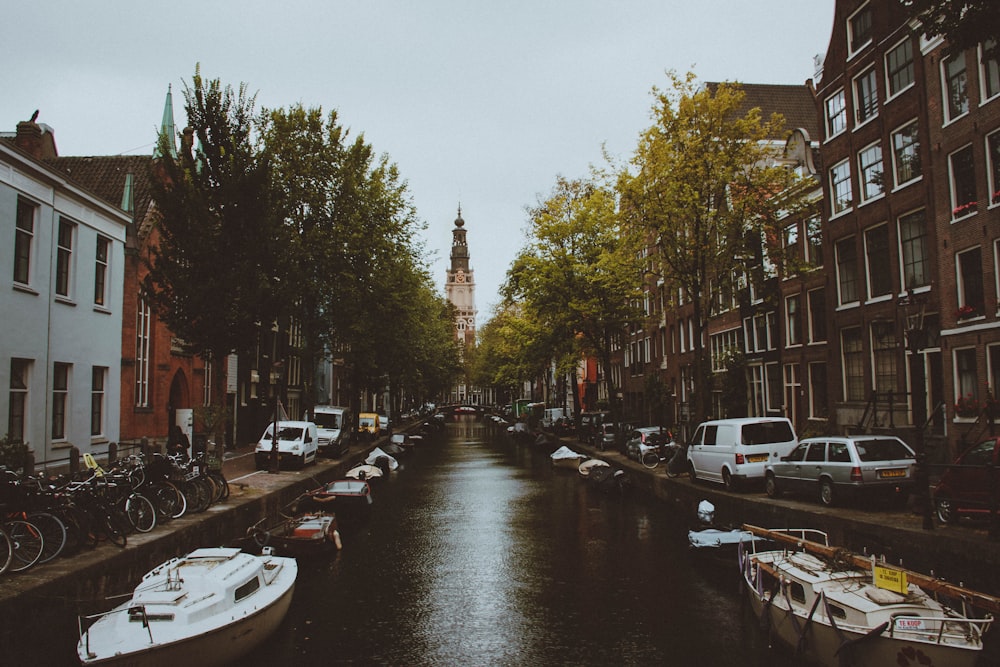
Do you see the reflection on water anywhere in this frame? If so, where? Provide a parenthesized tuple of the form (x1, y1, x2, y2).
(242, 415, 795, 666)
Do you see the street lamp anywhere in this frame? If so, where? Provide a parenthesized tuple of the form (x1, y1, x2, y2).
(898, 289, 933, 530)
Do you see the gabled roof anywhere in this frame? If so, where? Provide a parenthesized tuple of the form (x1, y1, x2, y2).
(45, 154, 155, 225)
(705, 82, 818, 140)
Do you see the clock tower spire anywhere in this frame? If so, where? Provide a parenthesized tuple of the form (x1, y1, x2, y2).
(445, 205, 477, 349)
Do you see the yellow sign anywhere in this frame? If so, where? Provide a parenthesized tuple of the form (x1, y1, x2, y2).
(874, 565, 908, 594)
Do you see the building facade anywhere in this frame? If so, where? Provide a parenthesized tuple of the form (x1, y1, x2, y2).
(1, 120, 129, 470)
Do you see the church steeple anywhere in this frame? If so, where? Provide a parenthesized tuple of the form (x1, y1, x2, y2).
(445, 204, 477, 349)
(153, 84, 177, 159)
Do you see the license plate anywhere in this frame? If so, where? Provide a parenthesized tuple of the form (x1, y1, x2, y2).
(878, 468, 906, 479)
(747, 454, 768, 463)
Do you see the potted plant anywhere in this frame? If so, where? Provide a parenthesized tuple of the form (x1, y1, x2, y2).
(954, 394, 980, 418)
(956, 304, 977, 320)
(952, 201, 977, 218)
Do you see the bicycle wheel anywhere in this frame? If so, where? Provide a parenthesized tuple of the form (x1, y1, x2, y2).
(126, 494, 157, 533)
(208, 470, 230, 502)
(98, 508, 128, 548)
(183, 479, 211, 514)
(0, 527, 13, 575)
(5, 519, 44, 572)
(641, 452, 661, 469)
(28, 511, 67, 563)
(152, 481, 187, 520)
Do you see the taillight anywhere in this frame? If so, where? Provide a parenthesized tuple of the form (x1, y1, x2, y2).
(735, 453, 745, 465)
(850, 466, 862, 482)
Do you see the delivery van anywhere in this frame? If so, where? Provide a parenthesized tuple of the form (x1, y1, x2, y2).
(686, 417, 797, 491)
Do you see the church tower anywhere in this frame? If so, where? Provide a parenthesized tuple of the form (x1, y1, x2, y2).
(445, 205, 477, 348)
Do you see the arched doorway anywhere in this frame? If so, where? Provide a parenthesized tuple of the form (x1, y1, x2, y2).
(168, 370, 192, 443)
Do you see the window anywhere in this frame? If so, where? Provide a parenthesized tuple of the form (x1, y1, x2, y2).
(848, 3, 872, 55)
(954, 347, 978, 405)
(898, 210, 930, 290)
(711, 328, 740, 373)
(858, 143, 884, 202)
(943, 52, 969, 121)
(957, 246, 984, 317)
(8, 359, 29, 444)
(983, 40, 1000, 101)
(806, 215, 823, 265)
(14, 198, 35, 285)
(836, 237, 859, 305)
(55, 218, 75, 298)
(854, 68, 878, 123)
(830, 160, 853, 214)
(786, 294, 802, 346)
(808, 288, 826, 343)
(842, 327, 865, 401)
(891, 121, 921, 186)
(94, 236, 110, 306)
(91, 366, 106, 437)
(806, 442, 826, 462)
(871, 321, 898, 394)
(766, 362, 782, 412)
(989, 344, 1000, 401)
(53, 362, 70, 440)
(136, 295, 151, 407)
(749, 365, 766, 416)
(825, 89, 847, 138)
(784, 221, 800, 265)
(865, 224, 892, 298)
(988, 130, 1000, 206)
(809, 361, 829, 418)
(950, 145, 978, 218)
(886, 38, 914, 97)
(753, 314, 767, 352)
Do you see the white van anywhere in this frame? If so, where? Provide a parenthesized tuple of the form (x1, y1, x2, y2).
(255, 420, 319, 470)
(686, 417, 797, 491)
(541, 408, 569, 428)
(311, 405, 351, 458)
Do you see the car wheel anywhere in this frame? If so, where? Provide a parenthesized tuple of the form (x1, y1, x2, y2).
(819, 479, 836, 507)
(688, 461, 697, 482)
(936, 497, 956, 524)
(722, 469, 738, 492)
(765, 473, 780, 498)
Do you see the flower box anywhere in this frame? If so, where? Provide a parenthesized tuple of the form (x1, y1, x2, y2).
(953, 201, 978, 218)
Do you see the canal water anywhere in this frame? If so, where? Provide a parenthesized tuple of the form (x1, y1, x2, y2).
(242, 415, 796, 666)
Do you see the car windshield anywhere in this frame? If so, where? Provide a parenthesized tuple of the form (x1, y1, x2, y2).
(854, 439, 914, 462)
(276, 427, 303, 440)
(314, 414, 340, 428)
(742, 422, 794, 445)
(360, 417, 374, 426)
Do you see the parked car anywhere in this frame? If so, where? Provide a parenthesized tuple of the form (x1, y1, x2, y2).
(358, 413, 381, 440)
(577, 411, 611, 445)
(593, 423, 619, 452)
(686, 417, 797, 491)
(765, 435, 916, 507)
(255, 420, 319, 469)
(934, 437, 1000, 524)
(311, 405, 351, 458)
(625, 427, 671, 461)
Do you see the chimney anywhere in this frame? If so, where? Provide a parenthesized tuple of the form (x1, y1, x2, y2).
(14, 113, 58, 159)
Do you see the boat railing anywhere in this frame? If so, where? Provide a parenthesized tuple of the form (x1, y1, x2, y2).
(885, 612, 992, 646)
(742, 526, 830, 555)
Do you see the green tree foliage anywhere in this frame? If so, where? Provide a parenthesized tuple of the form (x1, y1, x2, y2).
(505, 175, 644, 420)
(146, 67, 284, 372)
(618, 72, 801, 421)
(899, 1, 999, 62)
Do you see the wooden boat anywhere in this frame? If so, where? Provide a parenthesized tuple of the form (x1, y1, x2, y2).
(78, 547, 296, 666)
(550, 445, 586, 469)
(740, 525, 998, 667)
(249, 512, 342, 558)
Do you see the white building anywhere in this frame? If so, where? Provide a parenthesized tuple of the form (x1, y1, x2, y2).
(1, 120, 129, 470)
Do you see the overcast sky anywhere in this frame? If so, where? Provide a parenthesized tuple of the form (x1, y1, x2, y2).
(4, 0, 835, 317)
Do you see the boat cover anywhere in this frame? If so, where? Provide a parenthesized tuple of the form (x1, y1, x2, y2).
(550, 445, 585, 461)
(365, 447, 399, 470)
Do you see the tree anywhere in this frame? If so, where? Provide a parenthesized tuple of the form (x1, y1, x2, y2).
(506, 175, 644, 427)
(899, 1, 999, 62)
(618, 72, 803, 422)
(146, 67, 285, 388)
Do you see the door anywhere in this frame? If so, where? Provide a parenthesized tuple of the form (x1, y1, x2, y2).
(175, 409, 194, 447)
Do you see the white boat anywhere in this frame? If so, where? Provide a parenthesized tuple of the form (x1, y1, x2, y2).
(345, 464, 384, 481)
(78, 547, 297, 666)
(688, 527, 757, 550)
(740, 525, 998, 667)
(365, 446, 399, 471)
(550, 445, 586, 469)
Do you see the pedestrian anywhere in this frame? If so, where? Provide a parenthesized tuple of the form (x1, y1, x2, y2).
(168, 425, 190, 460)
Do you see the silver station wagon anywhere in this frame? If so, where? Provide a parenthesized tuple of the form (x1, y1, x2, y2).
(764, 435, 916, 507)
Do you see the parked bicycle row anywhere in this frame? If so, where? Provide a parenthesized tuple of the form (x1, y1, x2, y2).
(0, 450, 228, 576)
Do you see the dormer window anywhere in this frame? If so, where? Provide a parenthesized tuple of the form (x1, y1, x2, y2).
(848, 3, 873, 56)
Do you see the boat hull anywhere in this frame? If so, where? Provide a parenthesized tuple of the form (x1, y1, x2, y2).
(79, 581, 295, 667)
(745, 590, 981, 667)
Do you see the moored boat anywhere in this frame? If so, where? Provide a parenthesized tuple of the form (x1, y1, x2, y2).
(740, 525, 998, 667)
(249, 512, 342, 557)
(78, 547, 297, 666)
(550, 445, 587, 469)
(345, 463, 384, 481)
(578, 458, 611, 478)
